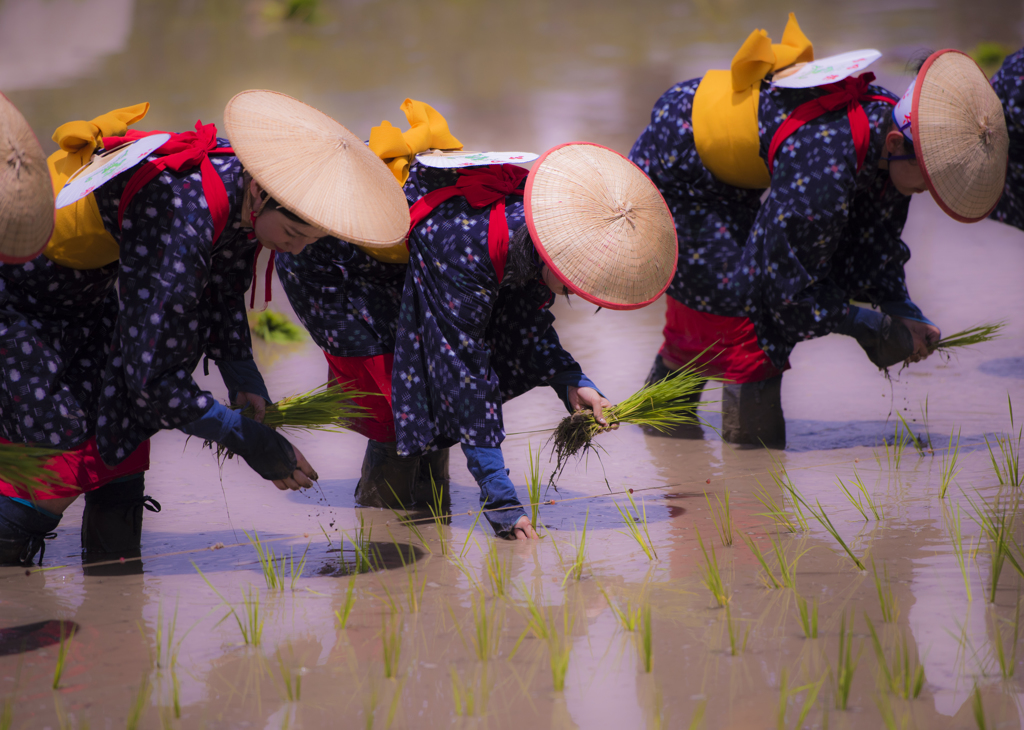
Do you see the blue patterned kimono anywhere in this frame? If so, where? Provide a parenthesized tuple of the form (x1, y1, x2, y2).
(89, 146, 260, 464)
(392, 164, 579, 456)
(991, 49, 1024, 231)
(629, 78, 914, 368)
(276, 239, 406, 357)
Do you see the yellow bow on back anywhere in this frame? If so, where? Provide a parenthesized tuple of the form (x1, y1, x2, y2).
(369, 99, 462, 185)
(50, 102, 150, 178)
(730, 13, 813, 92)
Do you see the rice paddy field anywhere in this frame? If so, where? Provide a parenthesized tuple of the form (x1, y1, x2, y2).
(4, 0, 1024, 727)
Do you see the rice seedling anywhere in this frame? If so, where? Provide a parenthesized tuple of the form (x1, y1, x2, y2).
(517, 584, 551, 641)
(772, 535, 810, 589)
(457, 506, 486, 560)
(125, 678, 152, 730)
(836, 477, 869, 521)
(695, 529, 730, 606)
(939, 428, 963, 499)
(52, 621, 74, 689)
(865, 616, 925, 699)
(797, 497, 867, 571)
(599, 584, 643, 631)
(875, 690, 911, 730)
(918, 396, 934, 453)
(335, 577, 358, 629)
(741, 533, 782, 589)
(344, 513, 380, 574)
(247, 529, 286, 591)
(548, 605, 574, 691)
(450, 665, 489, 717)
(929, 321, 1005, 358)
(832, 610, 860, 710)
(153, 601, 181, 671)
(615, 490, 658, 560)
(640, 603, 654, 671)
(984, 396, 1022, 487)
(276, 649, 302, 702)
(688, 700, 707, 730)
(525, 443, 543, 531)
(776, 669, 824, 730)
(451, 595, 502, 662)
(194, 564, 265, 646)
(872, 559, 901, 624)
(705, 490, 734, 547)
(483, 541, 512, 598)
(965, 492, 1023, 602)
(251, 309, 305, 343)
(1, 698, 11, 730)
(794, 593, 818, 639)
(561, 511, 589, 585)
(0, 442, 70, 500)
(381, 614, 402, 679)
(887, 420, 911, 471)
(992, 598, 1020, 679)
(972, 683, 989, 730)
(754, 481, 799, 533)
(386, 529, 425, 612)
(947, 503, 974, 601)
(896, 411, 927, 458)
(764, 451, 810, 531)
(235, 382, 366, 436)
(850, 470, 883, 520)
(724, 603, 748, 656)
(549, 362, 710, 482)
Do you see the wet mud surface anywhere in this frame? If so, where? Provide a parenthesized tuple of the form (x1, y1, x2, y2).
(4, 0, 1024, 727)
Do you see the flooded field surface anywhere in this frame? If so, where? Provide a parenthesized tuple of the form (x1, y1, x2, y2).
(4, 0, 1024, 727)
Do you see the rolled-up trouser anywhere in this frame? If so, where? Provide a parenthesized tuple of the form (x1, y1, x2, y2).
(462, 444, 527, 538)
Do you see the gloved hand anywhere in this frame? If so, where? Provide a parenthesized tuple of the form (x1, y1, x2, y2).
(836, 306, 914, 369)
(180, 402, 301, 482)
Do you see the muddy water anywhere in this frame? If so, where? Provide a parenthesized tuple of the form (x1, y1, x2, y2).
(4, 0, 1024, 728)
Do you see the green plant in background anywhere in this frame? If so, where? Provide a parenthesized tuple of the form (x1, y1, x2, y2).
(381, 614, 402, 679)
(640, 604, 654, 671)
(971, 43, 1012, 74)
(832, 610, 860, 710)
(262, 0, 323, 24)
(872, 559, 901, 624)
(335, 577, 358, 629)
(865, 616, 925, 700)
(706, 490, 734, 547)
(985, 396, 1022, 487)
(794, 594, 818, 639)
(525, 443, 543, 531)
(741, 533, 781, 589)
(696, 529, 730, 606)
(251, 310, 305, 343)
(483, 541, 512, 598)
(52, 621, 75, 689)
(724, 603, 749, 656)
(939, 428, 963, 498)
(616, 490, 658, 560)
(562, 511, 590, 585)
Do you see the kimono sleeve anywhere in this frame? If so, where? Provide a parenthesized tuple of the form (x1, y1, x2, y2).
(203, 230, 257, 364)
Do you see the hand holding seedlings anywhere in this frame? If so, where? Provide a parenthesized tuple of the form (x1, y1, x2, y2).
(896, 317, 941, 363)
(272, 444, 317, 491)
(234, 390, 267, 423)
(567, 386, 617, 431)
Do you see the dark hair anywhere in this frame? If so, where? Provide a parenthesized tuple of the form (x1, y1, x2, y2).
(263, 196, 310, 225)
(906, 49, 934, 75)
(502, 224, 543, 288)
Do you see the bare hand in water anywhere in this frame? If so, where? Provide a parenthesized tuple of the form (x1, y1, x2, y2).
(235, 391, 267, 422)
(272, 444, 317, 491)
(568, 386, 618, 431)
(512, 515, 540, 540)
(896, 317, 941, 363)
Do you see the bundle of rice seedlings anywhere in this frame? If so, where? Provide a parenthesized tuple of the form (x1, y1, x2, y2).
(548, 362, 711, 483)
(237, 382, 368, 435)
(250, 310, 305, 344)
(0, 442, 70, 498)
(928, 322, 1005, 357)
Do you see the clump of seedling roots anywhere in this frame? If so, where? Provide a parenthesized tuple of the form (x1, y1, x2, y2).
(548, 362, 712, 484)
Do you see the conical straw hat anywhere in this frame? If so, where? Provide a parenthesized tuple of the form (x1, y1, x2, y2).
(524, 142, 678, 310)
(0, 93, 54, 263)
(224, 90, 410, 247)
(911, 50, 1008, 223)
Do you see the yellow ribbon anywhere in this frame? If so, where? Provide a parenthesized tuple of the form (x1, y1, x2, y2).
(369, 99, 462, 185)
(729, 13, 814, 92)
(50, 102, 150, 178)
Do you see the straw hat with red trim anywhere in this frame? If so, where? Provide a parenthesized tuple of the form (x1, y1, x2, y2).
(0, 93, 54, 263)
(224, 90, 410, 247)
(524, 142, 678, 311)
(892, 49, 1008, 223)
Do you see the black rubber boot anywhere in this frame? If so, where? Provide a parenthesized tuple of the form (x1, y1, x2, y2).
(857, 315, 914, 369)
(354, 440, 420, 509)
(721, 375, 786, 448)
(81, 476, 160, 560)
(0, 496, 60, 567)
(413, 448, 451, 513)
(642, 355, 706, 438)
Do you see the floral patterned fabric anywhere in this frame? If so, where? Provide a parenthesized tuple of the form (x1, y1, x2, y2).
(276, 238, 406, 358)
(991, 48, 1024, 231)
(90, 145, 258, 464)
(629, 78, 913, 368)
(392, 164, 578, 456)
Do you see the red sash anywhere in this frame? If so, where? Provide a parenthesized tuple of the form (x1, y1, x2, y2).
(767, 73, 896, 175)
(0, 438, 151, 499)
(407, 165, 529, 282)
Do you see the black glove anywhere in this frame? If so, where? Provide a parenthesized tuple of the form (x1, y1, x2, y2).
(180, 402, 298, 480)
(836, 306, 914, 369)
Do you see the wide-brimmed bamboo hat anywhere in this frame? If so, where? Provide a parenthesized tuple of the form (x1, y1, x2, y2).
(224, 90, 410, 247)
(524, 142, 677, 310)
(895, 50, 1008, 223)
(0, 93, 54, 263)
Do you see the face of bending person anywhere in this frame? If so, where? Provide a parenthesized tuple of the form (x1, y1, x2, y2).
(248, 179, 327, 255)
(883, 130, 928, 197)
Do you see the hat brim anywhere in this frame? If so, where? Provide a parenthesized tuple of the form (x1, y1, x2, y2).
(524, 142, 678, 311)
(912, 49, 1008, 223)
